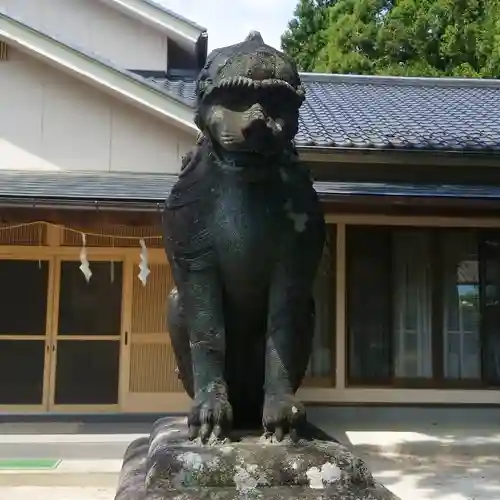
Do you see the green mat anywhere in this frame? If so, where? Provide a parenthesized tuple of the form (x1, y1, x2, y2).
(0, 459, 61, 470)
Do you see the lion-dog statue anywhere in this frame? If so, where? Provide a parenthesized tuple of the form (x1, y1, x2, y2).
(163, 31, 326, 444)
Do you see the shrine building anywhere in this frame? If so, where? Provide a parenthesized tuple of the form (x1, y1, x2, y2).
(0, 0, 500, 415)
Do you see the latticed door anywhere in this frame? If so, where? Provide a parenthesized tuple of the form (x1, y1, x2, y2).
(48, 256, 124, 411)
(123, 258, 190, 413)
(0, 223, 53, 411)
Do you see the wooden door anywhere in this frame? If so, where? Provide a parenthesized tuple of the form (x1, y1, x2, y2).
(48, 256, 124, 412)
(121, 257, 189, 413)
(0, 256, 54, 412)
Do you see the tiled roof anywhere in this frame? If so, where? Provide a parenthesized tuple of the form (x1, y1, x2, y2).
(0, 171, 175, 202)
(145, 73, 500, 153)
(154, 76, 197, 103)
(1, 170, 500, 207)
(4, 9, 500, 154)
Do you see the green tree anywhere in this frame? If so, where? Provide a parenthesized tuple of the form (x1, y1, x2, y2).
(375, 0, 490, 76)
(283, 0, 500, 77)
(315, 0, 391, 74)
(281, 0, 336, 71)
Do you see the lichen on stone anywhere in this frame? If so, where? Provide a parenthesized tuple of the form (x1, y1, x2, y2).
(233, 465, 259, 494)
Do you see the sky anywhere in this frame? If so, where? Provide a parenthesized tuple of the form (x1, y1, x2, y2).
(158, 0, 297, 51)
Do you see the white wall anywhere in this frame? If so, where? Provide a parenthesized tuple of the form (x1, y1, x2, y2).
(0, 0, 168, 70)
(0, 49, 194, 174)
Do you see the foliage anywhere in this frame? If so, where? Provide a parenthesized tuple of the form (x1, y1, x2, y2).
(281, 0, 337, 71)
(282, 0, 500, 77)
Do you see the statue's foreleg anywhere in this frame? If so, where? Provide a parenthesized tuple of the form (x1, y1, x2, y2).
(167, 287, 194, 398)
(180, 267, 233, 443)
(263, 232, 323, 442)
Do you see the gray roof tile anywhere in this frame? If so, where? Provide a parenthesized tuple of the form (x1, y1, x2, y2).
(1, 170, 500, 205)
(0, 171, 176, 202)
(156, 76, 197, 103)
(146, 73, 500, 153)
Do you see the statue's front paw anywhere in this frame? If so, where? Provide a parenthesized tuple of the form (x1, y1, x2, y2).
(262, 393, 306, 442)
(188, 383, 233, 444)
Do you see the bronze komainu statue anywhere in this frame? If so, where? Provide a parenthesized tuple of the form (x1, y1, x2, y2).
(163, 32, 326, 444)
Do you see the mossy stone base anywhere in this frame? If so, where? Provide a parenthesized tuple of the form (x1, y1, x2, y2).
(115, 418, 400, 500)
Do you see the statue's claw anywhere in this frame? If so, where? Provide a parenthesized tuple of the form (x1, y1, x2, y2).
(188, 392, 233, 444)
(262, 394, 306, 443)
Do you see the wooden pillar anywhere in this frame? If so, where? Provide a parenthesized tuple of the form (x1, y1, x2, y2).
(335, 223, 346, 390)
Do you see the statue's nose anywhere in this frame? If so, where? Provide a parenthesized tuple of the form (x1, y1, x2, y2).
(246, 103, 266, 122)
(242, 104, 267, 138)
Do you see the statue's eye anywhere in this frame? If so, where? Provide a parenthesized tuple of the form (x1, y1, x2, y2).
(218, 91, 256, 112)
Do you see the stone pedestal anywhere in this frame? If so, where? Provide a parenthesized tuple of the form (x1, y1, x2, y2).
(115, 418, 400, 500)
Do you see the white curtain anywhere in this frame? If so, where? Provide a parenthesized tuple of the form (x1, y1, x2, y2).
(393, 231, 433, 378)
(306, 238, 334, 378)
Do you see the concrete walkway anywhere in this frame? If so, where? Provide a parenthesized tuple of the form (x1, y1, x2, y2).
(1, 407, 500, 499)
(0, 487, 113, 500)
(310, 406, 500, 499)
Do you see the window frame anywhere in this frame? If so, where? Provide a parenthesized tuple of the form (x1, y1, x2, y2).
(346, 225, 495, 389)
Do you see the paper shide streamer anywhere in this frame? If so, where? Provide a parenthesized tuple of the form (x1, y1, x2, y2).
(0, 221, 162, 285)
(138, 238, 150, 286)
(79, 233, 92, 282)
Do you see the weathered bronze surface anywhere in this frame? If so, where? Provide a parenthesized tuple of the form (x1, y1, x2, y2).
(163, 31, 325, 443)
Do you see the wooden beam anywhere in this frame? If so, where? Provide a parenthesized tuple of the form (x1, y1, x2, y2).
(0, 207, 163, 226)
(326, 213, 500, 228)
(300, 148, 500, 167)
(0, 245, 167, 261)
(0, 41, 7, 60)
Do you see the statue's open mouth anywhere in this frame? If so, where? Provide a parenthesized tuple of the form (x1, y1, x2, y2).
(214, 75, 302, 94)
(204, 76, 304, 107)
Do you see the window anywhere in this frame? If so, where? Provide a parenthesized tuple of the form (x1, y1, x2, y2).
(347, 226, 500, 388)
(442, 232, 480, 380)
